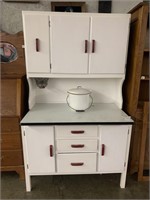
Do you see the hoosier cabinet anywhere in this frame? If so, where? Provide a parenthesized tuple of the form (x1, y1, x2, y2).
(21, 11, 133, 191)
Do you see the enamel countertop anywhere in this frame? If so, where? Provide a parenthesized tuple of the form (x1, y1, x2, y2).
(21, 103, 133, 125)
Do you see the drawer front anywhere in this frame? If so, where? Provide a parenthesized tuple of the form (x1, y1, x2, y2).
(1, 117, 20, 133)
(55, 126, 98, 139)
(57, 153, 97, 173)
(1, 150, 23, 166)
(1, 134, 22, 150)
(56, 139, 98, 153)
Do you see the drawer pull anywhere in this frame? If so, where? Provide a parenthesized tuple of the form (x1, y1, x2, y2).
(50, 145, 53, 157)
(101, 144, 105, 156)
(85, 40, 88, 53)
(71, 162, 84, 166)
(36, 38, 40, 52)
(71, 144, 85, 148)
(92, 39, 95, 53)
(71, 130, 84, 134)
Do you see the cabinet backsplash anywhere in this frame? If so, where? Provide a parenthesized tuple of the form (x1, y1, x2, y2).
(28, 78, 123, 109)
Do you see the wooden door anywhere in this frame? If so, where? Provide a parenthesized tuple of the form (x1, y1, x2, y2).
(89, 15, 130, 74)
(24, 126, 55, 174)
(23, 14, 50, 73)
(50, 15, 90, 74)
(98, 125, 129, 173)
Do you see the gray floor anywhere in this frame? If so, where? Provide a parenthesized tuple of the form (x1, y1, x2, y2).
(1, 171, 149, 199)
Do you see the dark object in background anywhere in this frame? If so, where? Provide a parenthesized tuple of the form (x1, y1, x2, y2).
(98, 1, 112, 13)
(51, 2, 86, 12)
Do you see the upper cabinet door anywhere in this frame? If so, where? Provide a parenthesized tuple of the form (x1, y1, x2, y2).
(89, 15, 130, 74)
(50, 15, 90, 74)
(23, 14, 50, 73)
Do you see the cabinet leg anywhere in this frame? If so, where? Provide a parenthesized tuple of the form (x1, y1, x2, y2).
(120, 171, 127, 188)
(25, 174, 31, 192)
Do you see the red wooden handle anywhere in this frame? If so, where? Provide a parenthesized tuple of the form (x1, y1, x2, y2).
(71, 144, 85, 148)
(101, 144, 105, 156)
(92, 40, 95, 53)
(85, 40, 88, 53)
(71, 130, 85, 134)
(50, 145, 53, 157)
(71, 162, 84, 166)
(36, 38, 40, 52)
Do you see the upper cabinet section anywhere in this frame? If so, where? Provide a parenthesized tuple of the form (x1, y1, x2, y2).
(22, 11, 130, 77)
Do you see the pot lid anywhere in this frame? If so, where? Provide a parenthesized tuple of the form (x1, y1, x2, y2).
(67, 86, 91, 95)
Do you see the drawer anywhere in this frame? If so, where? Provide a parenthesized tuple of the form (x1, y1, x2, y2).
(56, 139, 98, 153)
(1, 133, 22, 150)
(1, 150, 23, 166)
(55, 126, 98, 139)
(57, 153, 97, 173)
(1, 117, 20, 133)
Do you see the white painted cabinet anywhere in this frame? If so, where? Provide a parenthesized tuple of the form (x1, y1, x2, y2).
(23, 126, 55, 174)
(98, 125, 129, 173)
(23, 14, 50, 73)
(23, 12, 130, 75)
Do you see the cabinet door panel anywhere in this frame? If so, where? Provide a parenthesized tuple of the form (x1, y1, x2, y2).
(98, 125, 129, 173)
(50, 15, 89, 74)
(25, 126, 55, 174)
(89, 15, 130, 74)
(23, 14, 50, 73)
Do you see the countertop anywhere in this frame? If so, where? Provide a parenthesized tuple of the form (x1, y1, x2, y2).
(21, 103, 133, 125)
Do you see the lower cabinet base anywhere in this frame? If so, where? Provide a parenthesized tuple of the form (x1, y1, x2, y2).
(1, 166, 25, 180)
(21, 124, 132, 191)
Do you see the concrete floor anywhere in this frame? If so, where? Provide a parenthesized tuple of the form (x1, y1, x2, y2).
(1, 172, 149, 199)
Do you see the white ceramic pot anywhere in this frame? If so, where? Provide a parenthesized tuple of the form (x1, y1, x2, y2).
(66, 86, 93, 111)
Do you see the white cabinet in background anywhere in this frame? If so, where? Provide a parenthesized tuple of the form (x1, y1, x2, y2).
(23, 126, 55, 174)
(22, 12, 130, 75)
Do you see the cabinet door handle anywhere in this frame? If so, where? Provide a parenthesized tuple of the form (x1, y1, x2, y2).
(71, 144, 85, 148)
(101, 144, 105, 156)
(92, 40, 95, 53)
(50, 145, 53, 157)
(71, 162, 84, 166)
(85, 40, 88, 53)
(36, 38, 40, 52)
(71, 130, 85, 134)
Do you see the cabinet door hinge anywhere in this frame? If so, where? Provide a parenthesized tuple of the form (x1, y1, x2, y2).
(27, 164, 29, 169)
(50, 63, 52, 69)
(49, 21, 50, 27)
(124, 162, 126, 167)
(23, 131, 25, 136)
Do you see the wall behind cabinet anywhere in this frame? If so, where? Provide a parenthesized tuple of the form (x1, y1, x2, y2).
(0, 0, 142, 34)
